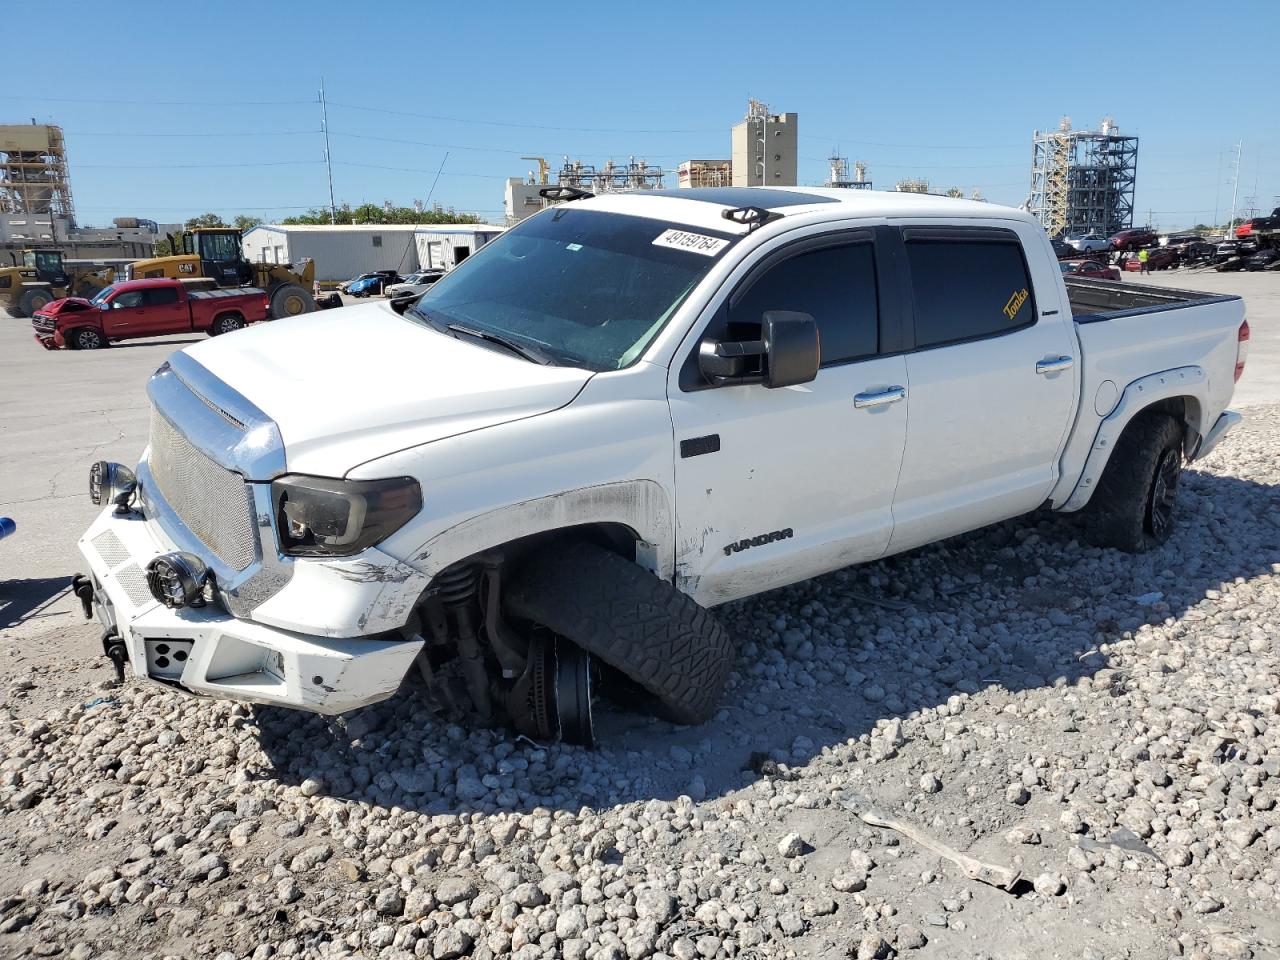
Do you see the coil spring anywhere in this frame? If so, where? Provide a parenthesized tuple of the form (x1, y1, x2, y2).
(435, 563, 480, 606)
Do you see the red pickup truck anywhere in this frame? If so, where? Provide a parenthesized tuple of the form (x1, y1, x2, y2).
(31, 278, 269, 350)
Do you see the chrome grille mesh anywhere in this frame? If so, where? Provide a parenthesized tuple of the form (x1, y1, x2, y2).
(148, 409, 257, 571)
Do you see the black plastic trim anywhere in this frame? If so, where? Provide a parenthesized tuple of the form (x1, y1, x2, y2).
(680, 435, 721, 458)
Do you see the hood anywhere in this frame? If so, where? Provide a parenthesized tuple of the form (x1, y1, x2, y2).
(180, 300, 593, 476)
(40, 296, 93, 317)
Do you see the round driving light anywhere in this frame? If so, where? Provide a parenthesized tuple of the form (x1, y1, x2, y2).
(145, 552, 210, 609)
(89, 460, 137, 510)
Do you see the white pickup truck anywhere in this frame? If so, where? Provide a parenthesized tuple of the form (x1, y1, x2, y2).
(75, 187, 1249, 746)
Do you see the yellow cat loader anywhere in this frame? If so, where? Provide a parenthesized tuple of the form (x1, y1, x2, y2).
(126, 227, 315, 319)
(0, 249, 115, 318)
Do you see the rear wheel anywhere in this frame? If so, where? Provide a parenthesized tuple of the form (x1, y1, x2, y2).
(70, 327, 106, 350)
(210, 313, 245, 336)
(1084, 412, 1184, 552)
(17, 288, 52, 318)
(504, 541, 735, 725)
(269, 283, 314, 319)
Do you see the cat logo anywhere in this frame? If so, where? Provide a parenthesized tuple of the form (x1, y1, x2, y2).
(1003, 287, 1029, 320)
(178, 262, 196, 274)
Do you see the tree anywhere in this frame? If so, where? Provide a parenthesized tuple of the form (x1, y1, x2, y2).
(233, 214, 263, 232)
(184, 212, 227, 230)
(281, 205, 485, 226)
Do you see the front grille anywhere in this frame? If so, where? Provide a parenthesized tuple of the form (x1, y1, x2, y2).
(31, 316, 54, 332)
(147, 409, 257, 571)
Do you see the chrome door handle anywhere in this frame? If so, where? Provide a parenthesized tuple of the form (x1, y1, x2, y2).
(1036, 356, 1074, 375)
(854, 386, 906, 409)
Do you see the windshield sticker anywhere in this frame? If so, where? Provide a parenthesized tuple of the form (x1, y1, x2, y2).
(565, 243, 583, 251)
(1003, 287, 1029, 320)
(652, 229, 730, 257)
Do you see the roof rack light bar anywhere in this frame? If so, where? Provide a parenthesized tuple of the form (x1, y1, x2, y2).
(721, 206, 783, 231)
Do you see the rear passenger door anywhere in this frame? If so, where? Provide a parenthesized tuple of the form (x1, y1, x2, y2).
(886, 224, 1077, 554)
(669, 228, 910, 605)
(141, 286, 190, 334)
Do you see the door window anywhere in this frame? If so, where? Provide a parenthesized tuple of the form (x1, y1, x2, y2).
(905, 239, 1036, 348)
(144, 287, 179, 306)
(198, 232, 240, 262)
(111, 291, 145, 308)
(729, 242, 878, 365)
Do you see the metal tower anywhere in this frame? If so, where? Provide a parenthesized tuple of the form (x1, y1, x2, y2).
(0, 123, 75, 219)
(1028, 116, 1138, 239)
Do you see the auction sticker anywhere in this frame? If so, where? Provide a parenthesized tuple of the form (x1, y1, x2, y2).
(652, 229, 730, 256)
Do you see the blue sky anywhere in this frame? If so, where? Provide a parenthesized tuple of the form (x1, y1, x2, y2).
(8, 0, 1276, 231)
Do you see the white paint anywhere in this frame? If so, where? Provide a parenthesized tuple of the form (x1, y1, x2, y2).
(80, 188, 1247, 714)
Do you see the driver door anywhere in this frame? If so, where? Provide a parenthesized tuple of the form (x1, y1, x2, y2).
(100, 289, 148, 335)
(667, 228, 909, 606)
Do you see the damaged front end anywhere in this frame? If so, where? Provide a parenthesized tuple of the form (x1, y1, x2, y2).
(407, 553, 597, 747)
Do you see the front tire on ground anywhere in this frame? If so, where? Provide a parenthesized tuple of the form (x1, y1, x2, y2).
(1084, 412, 1184, 553)
(504, 541, 735, 725)
(17, 288, 52, 318)
(70, 327, 106, 350)
(269, 283, 315, 319)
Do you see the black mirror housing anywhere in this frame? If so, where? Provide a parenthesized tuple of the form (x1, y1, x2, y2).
(761, 311, 820, 388)
(698, 311, 820, 389)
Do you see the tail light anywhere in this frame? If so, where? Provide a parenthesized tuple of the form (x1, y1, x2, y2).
(1235, 320, 1249, 382)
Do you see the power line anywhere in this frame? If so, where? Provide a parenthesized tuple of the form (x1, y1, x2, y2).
(77, 160, 324, 169)
(0, 94, 312, 107)
(326, 101, 720, 135)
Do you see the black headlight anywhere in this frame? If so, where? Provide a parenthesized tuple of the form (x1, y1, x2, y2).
(272, 475, 422, 557)
(146, 552, 210, 608)
(90, 461, 137, 509)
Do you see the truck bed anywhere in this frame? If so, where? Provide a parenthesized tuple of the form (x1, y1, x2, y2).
(1066, 277, 1241, 323)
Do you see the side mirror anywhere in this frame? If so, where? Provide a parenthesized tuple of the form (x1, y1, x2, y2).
(698, 310, 820, 389)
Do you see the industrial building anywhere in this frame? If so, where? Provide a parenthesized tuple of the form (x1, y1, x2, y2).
(504, 156, 665, 224)
(242, 223, 504, 282)
(414, 224, 505, 272)
(826, 155, 871, 190)
(678, 160, 733, 189)
(0, 124, 74, 218)
(1027, 116, 1138, 239)
(731, 100, 798, 187)
(243, 224, 419, 282)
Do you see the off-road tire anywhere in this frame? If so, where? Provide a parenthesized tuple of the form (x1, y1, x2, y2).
(210, 313, 245, 336)
(1084, 412, 1184, 553)
(269, 283, 314, 319)
(70, 327, 105, 350)
(17, 288, 52, 318)
(504, 541, 735, 725)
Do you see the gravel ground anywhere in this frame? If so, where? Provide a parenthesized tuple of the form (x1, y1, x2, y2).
(2, 405, 1279, 960)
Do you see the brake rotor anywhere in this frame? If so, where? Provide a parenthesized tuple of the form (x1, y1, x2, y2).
(554, 636, 595, 748)
(506, 628, 594, 746)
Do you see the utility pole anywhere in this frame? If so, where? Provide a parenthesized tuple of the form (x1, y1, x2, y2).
(1226, 140, 1242, 238)
(319, 79, 337, 225)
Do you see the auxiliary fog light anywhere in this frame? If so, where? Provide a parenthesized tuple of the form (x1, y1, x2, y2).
(89, 460, 137, 512)
(145, 552, 211, 609)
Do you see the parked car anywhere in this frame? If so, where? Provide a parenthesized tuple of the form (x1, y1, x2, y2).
(1160, 233, 1202, 249)
(385, 270, 446, 298)
(1109, 228, 1159, 251)
(348, 272, 402, 297)
(1244, 248, 1279, 271)
(31, 279, 269, 350)
(1061, 259, 1121, 280)
(338, 269, 401, 294)
(1050, 237, 1076, 259)
(1122, 248, 1180, 272)
(75, 188, 1247, 746)
(1216, 241, 1240, 259)
(1182, 241, 1219, 262)
(1067, 233, 1110, 253)
(1235, 210, 1280, 238)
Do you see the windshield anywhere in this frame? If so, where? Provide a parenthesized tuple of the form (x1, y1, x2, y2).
(90, 286, 115, 306)
(408, 209, 736, 370)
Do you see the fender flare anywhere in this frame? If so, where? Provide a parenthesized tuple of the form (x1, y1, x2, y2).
(1059, 365, 1206, 512)
(406, 480, 674, 581)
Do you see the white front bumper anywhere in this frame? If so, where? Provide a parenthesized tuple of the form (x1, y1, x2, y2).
(78, 507, 423, 715)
